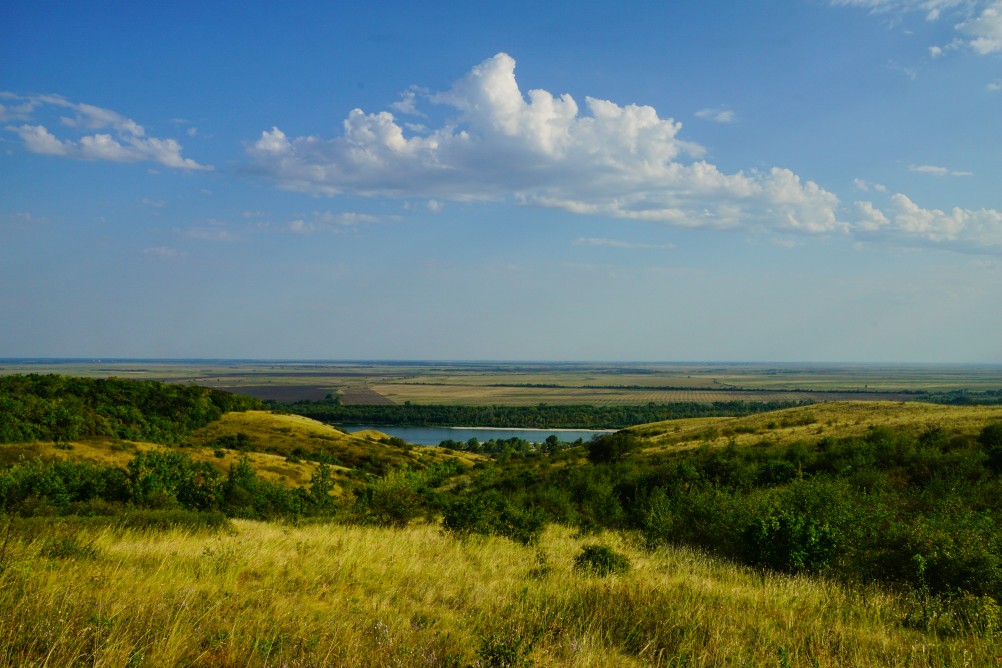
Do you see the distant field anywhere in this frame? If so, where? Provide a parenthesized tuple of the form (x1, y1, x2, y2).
(1, 359, 999, 404)
(369, 383, 920, 406)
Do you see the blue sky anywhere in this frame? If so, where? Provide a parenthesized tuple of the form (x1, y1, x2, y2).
(2, 0, 1001, 362)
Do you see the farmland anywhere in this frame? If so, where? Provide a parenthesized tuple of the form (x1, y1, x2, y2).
(1, 359, 999, 405)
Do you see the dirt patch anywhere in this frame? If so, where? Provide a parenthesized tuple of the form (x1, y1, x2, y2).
(340, 387, 396, 405)
(213, 385, 334, 402)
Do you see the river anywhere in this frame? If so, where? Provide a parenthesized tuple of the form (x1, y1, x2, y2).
(341, 424, 615, 446)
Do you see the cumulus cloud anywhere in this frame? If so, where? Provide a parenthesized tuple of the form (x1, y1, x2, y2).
(853, 194, 1002, 251)
(249, 53, 844, 236)
(2, 93, 210, 170)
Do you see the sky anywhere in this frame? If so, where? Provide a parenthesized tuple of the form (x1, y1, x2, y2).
(2, 0, 1001, 362)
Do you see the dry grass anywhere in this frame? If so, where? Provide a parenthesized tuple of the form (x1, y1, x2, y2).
(0, 519, 995, 667)
(7, 411, 482, 497)
(629, 401, 1002, 452)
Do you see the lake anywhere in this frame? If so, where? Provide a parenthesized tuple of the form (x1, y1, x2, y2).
(342, 424, 615, 446)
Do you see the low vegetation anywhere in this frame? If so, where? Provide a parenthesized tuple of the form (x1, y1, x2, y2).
(1, 520, 999, 667)
(2, 374, 1002, 665)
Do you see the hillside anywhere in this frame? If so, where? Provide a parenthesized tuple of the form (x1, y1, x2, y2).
(1, 520, 996, 667)
(626, 400, 1002, 450)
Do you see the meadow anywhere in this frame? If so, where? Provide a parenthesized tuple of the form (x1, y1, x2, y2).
(1, 518, 997, 667)
(3, 372, 1002, 666)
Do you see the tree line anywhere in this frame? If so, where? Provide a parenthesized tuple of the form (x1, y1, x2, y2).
(0, 374, 261, 445)
(269, 397, 809, 429)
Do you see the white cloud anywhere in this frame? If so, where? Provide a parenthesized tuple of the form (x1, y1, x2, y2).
(853, 194, 1002, 251)
(248, 53, 843, 236)
(142, 198, 167, 208)
(958, 1, 1002, 53)
(909, 163, 974, 176)
(988, 79, 1002, 90)
(11, 124, 68, 155)
(573, 237, 675, 250)
(695, 108, 737, 123)
(834, 1, 1002, 55)
(853, 178, 888, 192)
(270, 210, 390, 235)
(2, 93, 210, 170)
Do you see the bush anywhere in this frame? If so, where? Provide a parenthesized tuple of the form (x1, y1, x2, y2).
(744, 511, 838, 574)
(573, 544, 631, 576)
(477, 631, 534, 668)
(978, 422, 1002, 472)
(363, 467, 424, 528)
(586, 432, 639, 464)
(441, 493, 546, 546)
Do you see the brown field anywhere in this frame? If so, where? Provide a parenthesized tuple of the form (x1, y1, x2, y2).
(339, 387, 396, 405)
(370, 383, 921, 406)
(2, 360, 999, 405)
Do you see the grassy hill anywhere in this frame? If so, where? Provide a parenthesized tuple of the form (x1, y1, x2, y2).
(1, 409, 482, 499)
(626, 400, 1002, 450)
(0, 519, 996, 667)
(3, 394, 1002, 665)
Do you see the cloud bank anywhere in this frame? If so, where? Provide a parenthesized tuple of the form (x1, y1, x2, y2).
(249, 53, 843, 236)
(1, 93, 209, 170)
(248, 52, 1002, 254)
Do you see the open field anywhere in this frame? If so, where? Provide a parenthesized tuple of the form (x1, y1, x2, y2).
(369, 383, 920, 406)
(2, 359, 999, 405)
(1, 519, 997, 667)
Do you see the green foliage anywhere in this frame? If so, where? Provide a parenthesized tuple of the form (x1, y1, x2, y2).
(457, 415, 1002, 602)
(978, 422, 1002, 472)
(744, 511, 838, 574)
(39, 533, 100, 560)
(476, 631, 534, 668)
(573, 544, 631, 576)
(272, 398, 809, 430)
(361, 467, 426, 528)
(587, 432, 640, 464)
(441, 492, 546, 546)
(0, 374, 261, 445)
(127, 450, 220, 510)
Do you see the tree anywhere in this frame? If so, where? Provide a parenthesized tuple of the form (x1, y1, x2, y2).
(978, 422, 1002, 472)
(586, 432, 639, 464)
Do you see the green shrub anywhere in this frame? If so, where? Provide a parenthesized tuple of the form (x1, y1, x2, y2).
(978, 422, 1002, 472)
(477, 631, 534, 667)
(363, 467, 424, 528)
(441, 493, 546, 546)
(586, 432, 639, 464)
(116, 509, 232, 533)
(744, 511, 838, 574)
(39, 533, 99, 560)
(573, 544, 631, 576)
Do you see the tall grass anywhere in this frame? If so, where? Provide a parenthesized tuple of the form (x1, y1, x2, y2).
(0, 519, 996, 667)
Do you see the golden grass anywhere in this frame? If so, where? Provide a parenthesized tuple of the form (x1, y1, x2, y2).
(8, 411, 483, 498)
(0, 520, 995, 667)
(629, 401, 1002, 452)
